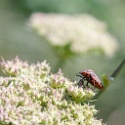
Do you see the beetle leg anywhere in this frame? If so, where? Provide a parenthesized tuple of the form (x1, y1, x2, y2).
(86, 82, 89, 87)
(77, 79, 83, 87)
(86, 82, 94, 90)
(77, 79, 84, 88)
(76, 74, 84, 79)
(85, 82, 90, 89)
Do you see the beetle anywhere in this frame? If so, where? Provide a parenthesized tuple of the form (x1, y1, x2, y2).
(77, 69, 104, 90)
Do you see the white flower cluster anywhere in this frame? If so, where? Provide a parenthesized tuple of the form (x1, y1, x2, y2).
(0, 57, 105, 125)
(30, 13, 118, 57)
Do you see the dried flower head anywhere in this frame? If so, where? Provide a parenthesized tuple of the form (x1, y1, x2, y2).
(30, 13, 118, 57)
(0, 57, 105, 125)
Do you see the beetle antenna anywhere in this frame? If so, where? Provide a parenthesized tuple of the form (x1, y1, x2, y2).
(110, 58, 125, 79)
(76, 74, 84, 78)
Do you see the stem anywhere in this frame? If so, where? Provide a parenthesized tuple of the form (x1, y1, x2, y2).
(53, 44, 75, 72)
(110, 58, 125, 79)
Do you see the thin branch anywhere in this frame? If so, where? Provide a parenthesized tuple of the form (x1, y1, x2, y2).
(110, 58, 125, 79)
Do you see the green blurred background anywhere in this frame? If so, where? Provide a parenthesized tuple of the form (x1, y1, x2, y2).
(0, 0, 125, 124)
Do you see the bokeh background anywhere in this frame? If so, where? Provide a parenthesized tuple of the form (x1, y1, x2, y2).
(0, 0, 125, 125)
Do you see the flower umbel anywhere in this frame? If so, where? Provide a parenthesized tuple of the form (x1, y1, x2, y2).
(30, 13, 118, 57)
(67, 86, 95, 103)
(0, 57, 105, 125)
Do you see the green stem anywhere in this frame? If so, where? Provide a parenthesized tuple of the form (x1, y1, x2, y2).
(53, 44, 76, 72)
(110, 58, 125, 79)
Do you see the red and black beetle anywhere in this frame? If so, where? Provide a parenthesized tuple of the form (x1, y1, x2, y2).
(77, 69, 104, 90)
